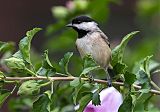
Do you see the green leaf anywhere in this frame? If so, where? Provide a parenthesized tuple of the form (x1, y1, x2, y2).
(144, 94, 153, 111)
(5, 52, 37, 76)
(80, 66, 100, 76)
(133, 93, 152, 111)
(77, 93, 93, 112)
(136, 56, 152, 93)
(18, 80, 40, 96)
(0, 41, 14, 52)
(44, 90, 52, 100)
(0, 89, 11, 107)
(83, 54, 98, 68)
(72, 81, 85, 105)
(112, 31, 139, 66)
(32, 93, 50, 112)
(92, 91, 101, 106)
(141, 56, 152, 78)
(26, 28, 42, 39)
(0, 71, 5, 79)
(70, 78, 80, 87)
(43, 50, 53, 68)
(51, 108, 60, 112)
(80, 54, 100, 76)
(113, 62, 127, 75)
(37, 50, 56, 76)
(132, 56, 153, 110)
(71, 81, 94, 105)
(19, 28, 42, 63)
(137, 70, 149, 85)
(12, 50, 23, 59)
(124, 71, 136, 85)
(5, 57, 25, 69)
(37, 67, 54, 76)
(119, 94, 133, 112)
(59, 52, 73, 75)
(136, 70, 151, 93)
(0, 81, 4, 89)
(8, 97, 33, 111)
(139, 80, 150, 93)
(132, 58, 158, 75)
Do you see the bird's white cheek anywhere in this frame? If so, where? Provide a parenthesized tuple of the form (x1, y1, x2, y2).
(74, 22, 98, 31)
(74, 24, 86, 30)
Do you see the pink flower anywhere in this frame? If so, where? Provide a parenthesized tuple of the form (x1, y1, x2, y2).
(66, 1, 75, 10)
(84, 87, 123, 112)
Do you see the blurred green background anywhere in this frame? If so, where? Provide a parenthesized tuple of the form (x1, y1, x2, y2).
(0, 0, 160, 111)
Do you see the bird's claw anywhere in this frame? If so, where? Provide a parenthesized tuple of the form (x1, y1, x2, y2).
(88, 75, 94, 83)
(107, 78, 112, 87)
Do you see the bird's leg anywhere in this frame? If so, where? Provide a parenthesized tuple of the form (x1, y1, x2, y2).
(105, 68, 114, 87)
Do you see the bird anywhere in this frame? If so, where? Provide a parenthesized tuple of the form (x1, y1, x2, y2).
(66, 15, 113, 86)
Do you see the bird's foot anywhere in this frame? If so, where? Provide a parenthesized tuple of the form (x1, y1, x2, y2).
(87, 75, 94, 83)
(107, 78, 112, 87)
(107, 68, 114, 87)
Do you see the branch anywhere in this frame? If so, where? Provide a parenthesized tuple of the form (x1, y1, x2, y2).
(3, 76, 160, 95)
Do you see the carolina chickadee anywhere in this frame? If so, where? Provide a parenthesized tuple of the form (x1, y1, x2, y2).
(66, 15, 113, 86)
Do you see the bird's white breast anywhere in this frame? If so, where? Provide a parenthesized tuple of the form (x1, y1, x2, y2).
(76, 32, 111, 68)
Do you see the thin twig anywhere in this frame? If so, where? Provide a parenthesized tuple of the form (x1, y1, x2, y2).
(3, 76, 160, 95)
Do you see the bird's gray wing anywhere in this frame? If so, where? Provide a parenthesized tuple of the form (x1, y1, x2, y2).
(97, 31, 113, 71)
(98, 31, 110, 47)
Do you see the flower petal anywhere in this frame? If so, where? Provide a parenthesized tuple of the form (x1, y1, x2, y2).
(84, 87, 123, 112)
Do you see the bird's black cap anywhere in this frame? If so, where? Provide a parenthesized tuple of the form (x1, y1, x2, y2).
(72, 15, 95, 24)
(66, 15, 95, 27)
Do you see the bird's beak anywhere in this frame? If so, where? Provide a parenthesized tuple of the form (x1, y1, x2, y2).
(66, 23, 73, 27)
